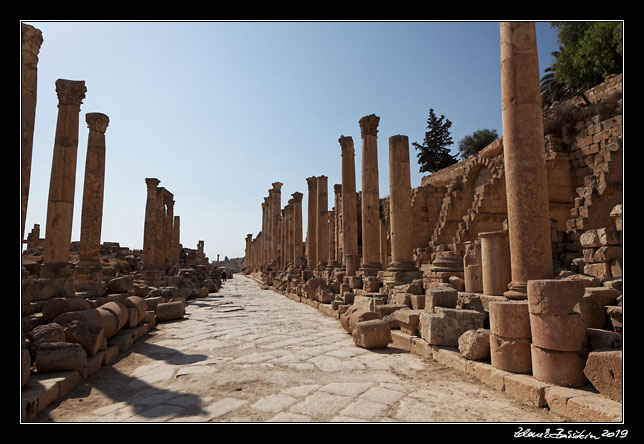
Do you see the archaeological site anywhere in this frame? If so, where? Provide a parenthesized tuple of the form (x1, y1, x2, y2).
(21, 22, 624, 425)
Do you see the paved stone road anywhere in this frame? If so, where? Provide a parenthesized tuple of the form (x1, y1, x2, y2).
(35, 275, 564, 423)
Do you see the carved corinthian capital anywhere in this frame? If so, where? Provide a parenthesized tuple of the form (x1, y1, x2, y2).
(56, 79, 87, 107)
(339, 135, 354, 156)
(359, 114, 380, 137)
(21, 24, 43, 67)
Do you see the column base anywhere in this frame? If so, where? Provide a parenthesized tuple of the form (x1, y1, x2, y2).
(381, 269, 423, 285)
(504, 281, 528, 300)
(359, 261, 382, 277)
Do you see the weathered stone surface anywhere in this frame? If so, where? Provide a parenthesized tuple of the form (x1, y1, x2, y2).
(586, 328, 622, 350)
(54, 307, 119, 339)
(488, 300, 531, 339)
(42, 297, 92, 322)
(583, 350, 622, 402)
(352, 319, 391, 349)
(529, 312, 587, 352)
(458, 328, 491, 360)
(63, 318, 104, 356)
(526, 279, 585, 316)
(575, 287, 620, 329)
(303, 278, 329, 300)
(424, 287, 458, 312)
(99, 301, 129, 332)
(531, 344, 587, 387)
(107, 275, 134, 294)
(121, 296, 147, 324)
(35, 342, 87, 373)
(419, 307, 486, 347)
(27, 323, 66, 350)
(340, 306, 380, 333)
(489, 333, 532, 373)
(156, 301, 185, 322)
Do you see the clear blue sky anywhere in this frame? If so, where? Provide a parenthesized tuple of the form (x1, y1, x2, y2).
(22, 21, 561, 260)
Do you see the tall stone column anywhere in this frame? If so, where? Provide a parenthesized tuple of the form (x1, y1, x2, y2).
(306, 176, 318, 268)
(21, 24, 43, 244)
(359, 114, 382, 273)
(79, 113, 109, 265)
(163, 192, 174, 266)
(271, 182, 282, 265)
(173, 215, 181, 266)
(339, 136, 358, 275)
(500, 22, 553, 299)
(43, 79, 87, 270)
(261, 199, 268, 266)
(292, 192, 304, 263)
(288, 199, 295, 265)
(387, 135, 416, 271)
(266, 191, 273, 265)
(156, 187, 168, 269)
(245, 233, 252, 268)
(317, 175, 329, 267)
(333, 184, 343, 264)
(143, 178, 161, 270)
(328, 210, 337, 268)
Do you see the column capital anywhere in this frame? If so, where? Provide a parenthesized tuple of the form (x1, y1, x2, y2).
(86, 112, 109, 133)
(288, 198, 294, 205)
(359, 114, 380, 137)
(339, 135, 355, 156)
(271, 182, 283, 191)
(291, 191, 303, 202)
(21, 24, 43, 65)
(334, 184, 342, 194)
(145, 178, 160, 189)
(306, 176, 318, 189)
(55, 79, 87, 107)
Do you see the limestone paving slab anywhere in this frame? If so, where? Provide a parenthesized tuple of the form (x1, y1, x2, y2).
(32, 275, 567, 423)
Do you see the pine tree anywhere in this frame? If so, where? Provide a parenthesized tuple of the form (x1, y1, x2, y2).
(412, 108, 458, 173)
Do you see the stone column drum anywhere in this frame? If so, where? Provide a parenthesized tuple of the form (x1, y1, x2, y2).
(21, 24, 43, 243)
(479, 230, 512, 296)
(340, 136, 358, 275)
(489, 300, 532, 373)
(500, 22, 553, 299)
(527, 279, 588, 386)
(79, 112, 109, 265)
(43, 79, 87, 268)
(359, 115, 382, 273)
(387, 135, 417, 271)
(306, 176, 318, 268)
(317, 175, 329, 267)
(292, 192, 304, 262)
(463, 240, 483, 293)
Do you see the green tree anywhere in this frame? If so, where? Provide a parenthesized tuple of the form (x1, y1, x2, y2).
(457, 128, 498, 160)
(541, 22, 622, 107)
(413, 108, 458, 174)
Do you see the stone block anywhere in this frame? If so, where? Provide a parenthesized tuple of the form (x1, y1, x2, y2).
(466, 360, 509, 392)
(575, 287, 619, 329)
(340, 306, 380, 333)
(593, 246, 621, 263)
(583, 263, 612, 280)
(526, 279, 585, 316)
(156, 301, 185, 322)
(390, 291, 411, 307)
(529, 312, 587, 352)
(106, 275, 134, 294)
(352, 319, 391, 349)
(458, 328, 491, 360)
(530, 344, 587, 387)
(419, 307, 486, 347)
(121, 296, 147, 324)
(432, 346, 467, 373)
(579, 230, 601, 248)
(409, 294, 425, 310)
(390, 330, 412, 351)
(586, 328, 622, 350)
(348, 276, 363, 289)
(393, 309, 421, 336)
(596, 227, 620, 246)
(489, 334, 532, 373)
(606, 306, 622, 332)
(448, 276, 465, 291)
(108, 332, 134, 353)
(456, 292, 485, 312)
(583, 350, 622, 402)
(102, 345, 120, 365)
(488, 300, 531, 339)
(424, 287, 458, 312)
(411, 337, 433, 359)
(503, 374, 549, 407)
(364, 276, 380, 292)
(35, 342, 87, 373)
(565, 394, 622, 422)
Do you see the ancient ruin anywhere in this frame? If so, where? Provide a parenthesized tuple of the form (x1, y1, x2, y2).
(22, 22, 623, 424)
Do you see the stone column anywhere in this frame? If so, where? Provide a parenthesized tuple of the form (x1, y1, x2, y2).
(359, 115, 382, 273)
(245, 233, 253, 268)
(272, 182, 282, 265)
(43, 79, 87, 269)
(387, 135, 417, 271)
(266, 191, 273, 265)
(173, 215, 181, 266)
(288, 199, 295, 265)
(156, 187, 168, 268)
(479, 230, 512, 296)
(333, 184, 343, 264)
(292, 192, 304, 262)
(500, 22, 553, 299)
(143, 178, 161, 269)
(328, 210, 337, 268)
(163, 192, 174, 266)
(317, 175, 329, 267)
(380, 217, 389, 269)
(306, 176, 318, 268)
(339, 136, 358, 275)
(261, 198, 268, 266)
(21, 24, 43, 244)
(79, 113, 109, 265)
